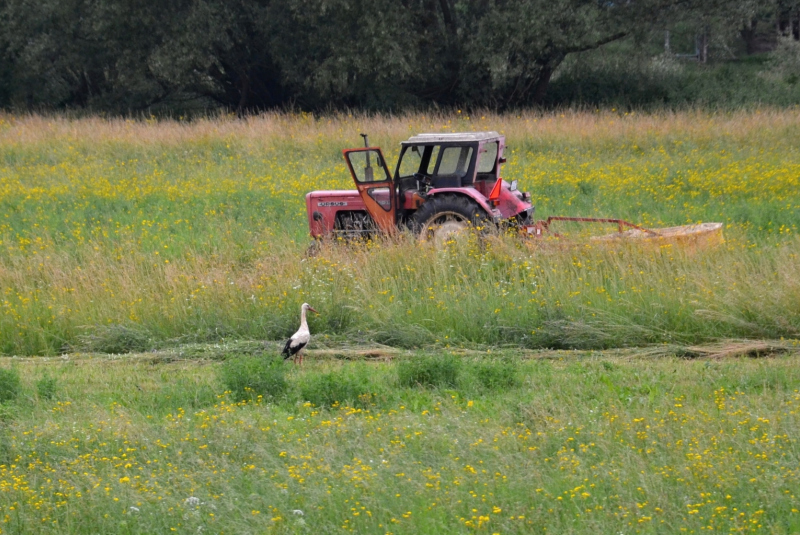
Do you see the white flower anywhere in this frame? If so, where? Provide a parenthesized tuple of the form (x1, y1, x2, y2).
(292, 509, 304, 516)
(185, 496, 201, 506)
(129, 506, 140, 513)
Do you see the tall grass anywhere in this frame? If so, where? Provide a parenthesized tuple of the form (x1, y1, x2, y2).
(0, 111, 798, 354)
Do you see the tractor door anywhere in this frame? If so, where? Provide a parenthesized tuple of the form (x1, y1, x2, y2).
(343, 148, 396, 233)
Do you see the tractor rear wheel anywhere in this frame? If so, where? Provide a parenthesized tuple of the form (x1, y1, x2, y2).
(410, 195, 489, 246)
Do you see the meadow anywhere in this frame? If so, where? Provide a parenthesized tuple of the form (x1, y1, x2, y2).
(0, 110, 799, 534)
(0, 350, 798, 534)
(0, 110, 798, 355)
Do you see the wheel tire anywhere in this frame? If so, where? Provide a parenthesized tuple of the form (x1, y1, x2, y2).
(409, 195, 490, 246)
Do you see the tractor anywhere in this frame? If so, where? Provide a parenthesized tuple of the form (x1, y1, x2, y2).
(305, 132, 724, 247)
(306, 131, 533, 244)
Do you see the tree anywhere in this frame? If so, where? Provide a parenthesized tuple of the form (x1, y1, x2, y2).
(0, 0, 772, 112)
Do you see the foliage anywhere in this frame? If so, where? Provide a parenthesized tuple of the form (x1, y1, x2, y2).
(0, 0, 778, 112)
(470, 359, 519, 391)
(397, 354, 460, 388)
(35, 374, 57, 400)
(299, 365, 375, 407)
(219, 354, 288, 402)
(548, 42, 800, 108)
(766, 35, 800, 83)
(0, 368, 20, 403)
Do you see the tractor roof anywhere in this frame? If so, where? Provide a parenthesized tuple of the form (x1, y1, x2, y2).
(402, 131, 502, 145)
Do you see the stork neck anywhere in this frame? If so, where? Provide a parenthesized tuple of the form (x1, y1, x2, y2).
(300, 307, 309, 329)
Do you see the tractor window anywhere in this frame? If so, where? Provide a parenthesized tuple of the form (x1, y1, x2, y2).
(347, 149, 391, 183)
(477, 142, 498, 173)
(367, 186, 392, 211)
(422, 146, 440, 175)
(397, 145, 423, 178)
(436, 146, 473, 178)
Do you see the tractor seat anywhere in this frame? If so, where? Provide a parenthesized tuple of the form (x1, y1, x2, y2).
(431, 174, 462, 188)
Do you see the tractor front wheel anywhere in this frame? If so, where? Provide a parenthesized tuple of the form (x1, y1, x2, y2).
(410, 195, 489, 246)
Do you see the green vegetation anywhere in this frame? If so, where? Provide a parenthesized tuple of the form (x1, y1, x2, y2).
(549, 49, 800, 108)
(1, 0, 799, 112)
(0, 368, 20, 403)
(220, 355, 288, 402)
(0, 351, 797, 533)
(298, 364, 376, 408)
(0, 111, 798, 355)
(397, 353, 461, 388)
(35, 373, 57, 400)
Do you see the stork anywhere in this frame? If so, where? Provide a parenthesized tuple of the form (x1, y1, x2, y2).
(282, 303, 319, 365)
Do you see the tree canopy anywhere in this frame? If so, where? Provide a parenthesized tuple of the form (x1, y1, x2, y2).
(0, 0, 795, 113)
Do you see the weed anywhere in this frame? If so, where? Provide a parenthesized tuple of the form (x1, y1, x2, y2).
(219, 355, 287, 402)
(0, 368, 21, 403)
(471, 359, 519, 391)
(299, 366, 375, 408)
(35, 374, 57, 400)
(397, 354, 460, 388)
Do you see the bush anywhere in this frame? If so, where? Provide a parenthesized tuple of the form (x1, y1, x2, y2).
(397, 354, 460, 389)
(766, 36, 800, 80)
(220, 355, 288, 402)
(300, 367, 374, 408)
(0, 368, 21, 403)
(471, 359, 519, 391)
(36, 374, 57, 400)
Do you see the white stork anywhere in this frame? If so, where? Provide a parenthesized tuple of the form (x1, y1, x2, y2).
(282, 303, 319, 364)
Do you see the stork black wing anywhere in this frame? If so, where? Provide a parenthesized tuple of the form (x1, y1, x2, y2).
(283, 339, 307, 359)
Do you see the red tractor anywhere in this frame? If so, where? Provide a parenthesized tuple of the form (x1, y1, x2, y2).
(305, 131, 724, 247)
(306, 132, 534, 243)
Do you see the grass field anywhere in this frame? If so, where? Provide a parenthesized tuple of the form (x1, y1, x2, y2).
(0, 110, 798, 355)
(0, 349, 798, 534)
(0, 110, 799, 533)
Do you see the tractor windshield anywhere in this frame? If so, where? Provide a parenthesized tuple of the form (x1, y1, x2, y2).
(397, 145, 424, 178)
(396, 143, 478, 188)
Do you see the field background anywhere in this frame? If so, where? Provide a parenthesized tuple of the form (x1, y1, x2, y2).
(0, 110, 799, 355)
(0, 111, 799, 534)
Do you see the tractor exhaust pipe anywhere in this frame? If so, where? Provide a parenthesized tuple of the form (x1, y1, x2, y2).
(360, 133, 373, 181)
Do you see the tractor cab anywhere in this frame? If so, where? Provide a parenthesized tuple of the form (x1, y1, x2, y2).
(307, 131, 534, 240)
(393, 132, 507, 210)
(395, 131, 503, 188)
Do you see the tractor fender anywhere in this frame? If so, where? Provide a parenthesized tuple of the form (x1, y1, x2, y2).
(425, 188, 501, 222)
(493, 184, 533, 220)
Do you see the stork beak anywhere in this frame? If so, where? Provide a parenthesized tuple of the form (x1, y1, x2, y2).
(308, 306, 319, 314)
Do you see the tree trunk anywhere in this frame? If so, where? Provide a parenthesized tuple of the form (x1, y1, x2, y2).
(236, 71, 250, 116)
(697, 29, 708, 63)
(532, 63, 555, 105)
(740, 20, 757, 55)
